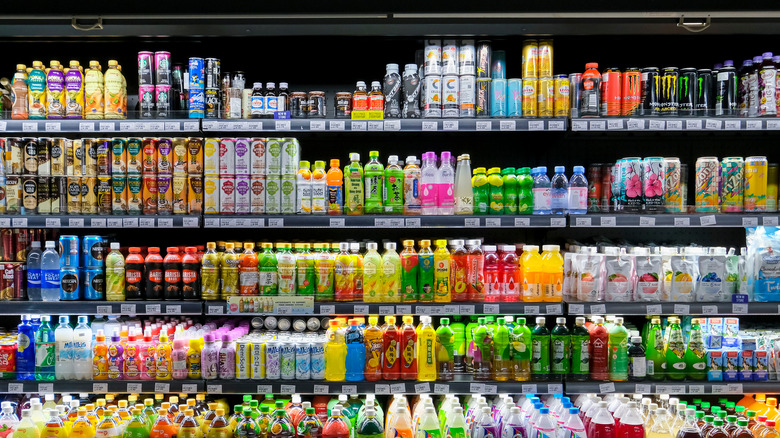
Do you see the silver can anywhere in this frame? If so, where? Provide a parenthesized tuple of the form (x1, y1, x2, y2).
(265, 340, 281, 380)
(310, 339, 325, 380)
(236, 341, 251, 380)
(295, 342, 311, 380)
(424, 39, 442, 76)
(424, 75, 442, 118)
(251, 341, 265, 380)
(459, 75, 476, 118)
(280, 341, 296, 380)
(442, 75, 460, 118)
(442, 40, 459, 75)
(459, 40, 476, 76)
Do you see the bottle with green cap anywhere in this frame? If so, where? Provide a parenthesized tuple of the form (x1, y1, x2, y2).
(531, 317, 550, 381)
(551, 317, 570, 378)
(684, 318, 707, 380)
(492, 317, 511, 381)
(450, 316, 466, 374)
(345, 153, 364, 215)
(487, 167, 504, 214)
(516, 167, 533, 214)
(734, 420, 753, 438)
(700, 402, 711, 415)
(364, 151, 384, 214)
(501, 168, 518, 214)
(464, 316, 479, 373)
(510, 317, 531, 381)
(745, 410, 756, 430)
(472, 167, 489, 214)
(383, 155, 404, 214)
(569, 317, 590, 381)
(435, 317, 455, 381)
(418, 240, 435, 302)
(725, 415, 739, 436)
(472, 317, 493, 380)
(708, 419, 728, 438)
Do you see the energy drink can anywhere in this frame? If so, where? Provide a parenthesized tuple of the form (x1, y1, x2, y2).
(250, 341, 265, 380)
(745, 156, 768, 211)
(490, 78, 506, 117)
(157, 138, 173, 174)
(204, 176, 219, 214)
(522, 77, 538, 118)
(442, 75, 460, 118)
(95, 139, 111, 175)
(663, 158, 683, 213)
(265, 340, 281, 380)
(280, 341, 296, 380)
(295, 342, 311, 380)
(459, 40, 476, 76)
(187, 138, 204, 175)
(236, 341, 250, 379)
(600, 68, 622, 117)
(127, 175, 142, 214)
(678, 68, 697, 116)
(695, 156, 721, 213)
(142, 174, 158, 215)
(96, 176, 112, 215)
(508, 78, 523, 117)
(442, 40, 459, 75)
(491, 50, 506, 80)
(459, 75, 476, 118)
(21, 175, 37, 214)
(81, 176, 98, 214)
(84, 268, 105, 300)
(155, 51, 171, 85)
(111, 138, 127, 175)
(23, 138, 37, 175)
(660, 67, 679, 116)
(621, 68, 642, 116)
(251, 176, 266, 214)
(138, 51, 154, 85)
(67, 177, 81, 214)
(50, 138, 65, 176)
(424, 39, 442, 76)
(538, 39, 553, 77)
(59, 267, 80, 300)
(696, 69, 714, 116)
(720, 157, 744, 213)
(36, 176, 50, 214)
(157, 174, 173, 215)
(642, 157, 665, 213)
(715, 62, 737, 117)
(172, 138, 188, 175)
(522, 39, 539, 78)
(310, 339, 325, 380)
(569, 73, 582, 118)
(188, 175, 203, 214)
(476, 79, 491, 118)
(476, 41, 492, 79)
(423, 75, 442, 118)
(538, 77, 554, 118)
(127, 138, 143, 174)
(554, 75, 570, 118)
(640, 67, 660, 116)
(219, 139, 236, 175)
(112, 175, 128, 215)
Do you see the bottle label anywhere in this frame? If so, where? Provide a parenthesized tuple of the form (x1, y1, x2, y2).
(164, 269, 181, 283)
(35, 341, 55, 367)
(148, 269, 163, 283)
(42, 269, 60, 289)
(630, 356, 646, 378)
(250, 95, 264, 114)
(437, 182, 454, 208)
(569, 187, 588, 210)
(532, 187, 551, 210)
(551, 188, 568, 209)
(27, 268, 41, 288)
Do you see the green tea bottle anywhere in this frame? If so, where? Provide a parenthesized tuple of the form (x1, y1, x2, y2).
(417, 240, 434, 302)
(608, 317, 629, 381)
(551, 317, 571, 378)
(345, 153, 364, 215)
(531, 317, 550, 381)
(684, 318, 707, 380)
(569, 316, 590, 381)
(364, 150, 384, 214)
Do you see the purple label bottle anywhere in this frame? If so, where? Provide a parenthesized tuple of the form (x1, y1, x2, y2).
(107, 335, 125, 380)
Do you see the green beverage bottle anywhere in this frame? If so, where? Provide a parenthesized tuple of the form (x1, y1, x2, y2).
(35, 315, 55, 381)
(511, 317, 531, 381)
(551, 317, 571, 378)
(646, 317, 666, 380)
(106, 242, 126, 301)
(418, 240, 435, 302)
(665, 316, 686, 380)
(364, 150, 384, 214)
(400, 240, 419, 302)
(608, 317, 630, 381)
(516, 167, 533, 214)
(473, 317, 493, 380)
(472, 167, 489, 215)
(493, 317, 511, 381)
(259, 242, 278, 296)
(464, 316, 479, 373)
(295, 243, 316, 296)
(531, 317, 550, 381)
(487, 167, 504, 214)
(345, 153, 365, 215)
(684, 318, 707, 380)
(570, 316, 590, 381)
(502, 167, 518, 214)
(450, 316, 466, 375)
(435, 318, 456, 381)
(384, 155, 404, 214)
(123, 409, 150, 438)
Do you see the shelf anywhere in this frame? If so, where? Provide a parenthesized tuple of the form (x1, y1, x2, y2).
(572, 214, 778, 228)
(205, 379, 562, 395)
(0, 215, 200, 229)
(203, 215, 565, 229)
(0, 119, 199, 135)
(206, 301, 564, 316)
(566, 302, 775, 316)
(0, 301, 204, 316)
(570, 117, 779, 132)
(0, 380, 203, 394)
(566, 380, 764, 395)
(202, 118, 567, 133)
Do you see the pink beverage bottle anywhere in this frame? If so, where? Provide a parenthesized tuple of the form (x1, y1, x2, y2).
(483, 245, 501, 302)
(171, 339, 188, 379)
(616, 402, 644, 438)
(139, 330, 155, 380)
(499, 245, 520, 302)
(201, 334, 219, 380)
(124, 333, 141, 380)
(466, 240, 485, 301)
(420, 152, 438, 215)
(108, 335, 125, 380)
(437, 151, 455, 215)
(218, 334, 236, 379)
(588, 402, 615, 438)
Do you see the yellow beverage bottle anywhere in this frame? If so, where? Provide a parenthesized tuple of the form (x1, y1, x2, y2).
(381, 242, 402, 302)
(334, 242, 353, 302)
(750, 395, 769, 415)
(433, 240, 451, 302)
(227, 406, 243, 432)
(85, 404, 99, 425)
(15, 409, 40, 438)
(40, 409, 67, 438)
(520, 245, 542, 302)
(186, 339, 202, 379)
(205, 409, 230, 438)
(324, 320, 347, 381)
(349, 243, 364, 301)
(155, 335, 173, 381)
(177, 410, 201, 438)
(103, 60, 124, 119)
(71, 408, 95, 438)
(84, 61, 104, 119)
(540, 245, 563, 302)
(416, 316, 437, 381)
(95, 413, 120, 438)
(362, 242, 383, 302)
(200, 403, 217, 435)
(765, 398, 780, 421)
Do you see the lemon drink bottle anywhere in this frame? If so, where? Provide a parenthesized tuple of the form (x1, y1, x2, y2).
(71, 407, 95, 438)
(95, 412, 120, 438)
(334, 242, 353, 301)
(177, 410, 201, 438)
(364, 316, 384, 381)
(540, 245, 563, 302)
(349, 243, 364, 301)
(123, 409, 150, 438)
(41, 409, 67, 438)
(400, 240, 419, 302)
(205, 409, 230, 438)
(14, 410, 40, 438)
(433, 240, 451, 302)
(324, 320, 347, 381)
(417, 316, 437, 381)
(362, 243, 383, 302)
(487, 167, 504, 214)
(381, 242, 402, 302)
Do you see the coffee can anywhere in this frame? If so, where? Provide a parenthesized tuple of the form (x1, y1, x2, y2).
(127, 174, 143, 214)
(157, 174, 173, 215)
(50, 138, 65, 176)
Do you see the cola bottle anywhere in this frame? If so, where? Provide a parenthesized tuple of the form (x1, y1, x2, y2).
(384, 64, 402, 118)
(402, 64, 421, 119)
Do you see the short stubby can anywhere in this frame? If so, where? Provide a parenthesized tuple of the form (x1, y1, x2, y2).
(423, 75, 442, 118)
(507, 79, 522, 117)
(663, 157, 683, 213)
(295, 342, 311, 380)
(554, 75, 570, 118)
(490, 78, 507, 117)
(310, 340, 325, 380)
(265, 340, 281, 380)
(642, 157, 665, 214)
(522, 77, 537, 118)
(745, 156, 768, 212)
(58, 235, 79, 268)
(720, 157, 745, 213)
(538, 77, 554, 118)
(695, 156, 721, 213)
(458, 40, 476, 76)
(442, 75, 460, 118)
(621, 68, 642, 116)
(0, 342, 15, 378)
(59, 267, 80, 300)
(82, 235, 104, 268)
(475, 79, 491, 118)
(459, 75, 476, 118)
(236, 341, 251, 379)
(250, 341, 265, 380)
(83, 267, 105, 300)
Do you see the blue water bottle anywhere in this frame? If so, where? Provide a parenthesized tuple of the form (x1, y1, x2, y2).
(550, 166, 569, 215)
(344, 319, 365, 381)
(16, 315, 36, 380)
(533, 166, 552, 215)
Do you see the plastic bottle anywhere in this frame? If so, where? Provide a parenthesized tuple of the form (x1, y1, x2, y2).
(608, 317, 629, 381)
(327, 159, 344, 215)
(509, 317, 531, 381)
(95, 412, 120, 438)
(464, 240, 484, 302)
(431, 317, 454, 381)
(33, 315, 55, 381)
(533, 167, 552, 215)
(356, 407, 383, 438)
(472, 317, 492, 380)
(333, 243, 352, 302)
(295, 243, 316, 297)
(400, 316, 418, 380)
(103, 243, 124, 301)
(541, 245, 563, 302)
(106, 334, 124, 380)
(548, 317, 570, 378)
(364, 151, 385, 214)
(437, 151, 455, 215)
(14, 409, 39, 438)
(483, 246, 500, 302)
(487, 168, 504, 214)
(323, 408, 349, 438)
(123, 247, 145, 300)
(759, 53, 777, 117)
(53, 315, 74, 380)
(471, 167, 489, 215)
(500, 245, 520, 302)
(344, 153, 364, 215)
(70, 316, 91, 380)
(198, 334, 217, 380)
(532, 407, 556, 438)
(521, 246, 543, 302)
(516, 167, 534, 214)
(420, 152, 438, 215)
(311, 161, 328, 214)
(550, 166, 569, 214)
(297, 407, 323, 438)
(473, 406, 499, 438)
(27, 242, 43, 301)
(349, 243, 364, 301)
(446, 240, 468, 302)
(684, 318, 707, 381)
(362, 243, 383, 302)
(162, 247, 182, 300)
(568, 166, 589, 214)
(238, 242, 259, 297)
(588, 402, 615, 438)
(645, 318, 665, 380)
(531, 317, 551, 380)
(324, 320, 346, 382)
(399, 241, 419, 302)
(387, 405, 412, 438)
(402, 156, 421, 215)
(41, 242, 60, 302)
(381, 316, 401, 380)
(154, 334, 172, 381)
(454, 154, 474, 214)
(295, 160, 313, 214)
(379, 242, 400, 302)
(417, 407, 442, 438)
(144, 248, 164, 300)
(665, 317, 686, 380)
(178, 410, 201, 438)
(170, 340, 187, 380)
(433, 240, 451, 302)
(276, 243, 297, 296)
(580, 63, 602, 117)
(588, 317, 609, 381)
(344, 319, 365, 381)
(417, 316, 437, 381)
(383, 155, 404, 214)
(493, 317, 511, 381)
(185, 338, 202, 379)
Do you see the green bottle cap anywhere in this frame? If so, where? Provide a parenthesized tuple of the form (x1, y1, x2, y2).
(250, 401, 258, 407)
(738, 420, 748, 427)
(718, 398, 728, 405)
(717, 412, 727, 419)
(486, 316, 495, 323)
(497, 317, 505, 324)
(696, 411, 704, 419)
(704, 415, 714, 423)
(736, 406, 745, 413)
(478, 317, 486, 324)
(701, 402, 710, 409)
(726, 402, 735, 408)
(519, 167, 531, 174)
(234, 405, 243, 413)
(501, 167, 516, 175)
(747, 410, 756, 418)
(441, 318, 450, 324)
(517, 317, 526, 325)
(243, 395, 251, 402)
(306, 408, 315, 414)
(714, 419, 724, 426)
(260, 406, 269, 413)
(727, 415, 737, 422)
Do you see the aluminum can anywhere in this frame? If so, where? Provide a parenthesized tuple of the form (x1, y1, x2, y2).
(157, 138, 173, 174)
(475, 79, 491, 118)
(23, 138, 37, 175)
(59, 235, 79, 268)
(236, 341, 251, 379)
(83, 267, 105, 300)
(96, 175, 112, 215)
(522, 39, 539, 78)
(696, 69, 715, 116)
(21, 175, 37, 214)
(204, 175, 219, 214)
(621, 68, 642, 116)
(491, 50, 506, 80)
(660, 67, 679, 116)
(508, 79, 522, 117)
(490, 78, 506, 117)
(188, 175, 203, 214)
(66, 177, 81, 214)
(0, 342, 16, 377)
(50, 138, 65, 176)
(459, 75, 476, 118)
(235, 138, 251, 175)
(678, 68, 697, 116)
(71, 139, 84, 176)
(171, 138, 188, 175)
(265, 340, 281, 380)
(538, 77, 554, 118)
(458, 40, 476, 76)
(112, 175, 128, 214)
(640, 67, 660, 116)
(138, 51, 154, 85)
(554, 75, 570, 118)
(155, 85, 171, 118)
(250, 341, 265, 380)
(5, 176, 17, 214)
(569, 73, 582, 118)
(642, 157, 665, 213)
(220, 175, 236, 214)
(715, 64, 737, 117)
(251, 176, 266, 214)
(127, 175, 143, 214)
(441, 40, 459, 75)
(157, 174, 173, 215)
(310, 339, 325, 380)
(142, 138, 157, 173)
(172, 175, 187, 215)
(82, 235, 104, 268)
(476, 41, 492, 79)
(769, 163, 779, 212)
(663, 158, 683, 213)
(205, 88, 220, 119)
(236, 175, 251, 214)
(155, 51, 171, 85)
(127, 138, 143, 174)
(538, 39, 553, 77)
(295, 342, 311, 380)
(250, 138, 266, 175)
(522, 78, 538, 118)
(205, 58, 221, 89)
(188, 57, 204, 90)
(265, 176, 280, 214)
(81, 176, 98, 214)
(59, 267, 80, 300)
(424, 40, 442, 76)
(600, 68, 622, 117)
(745, 156, 768, 212)
(695, 156, 721, 213)
(94, 139, 111, 175)
(204, 138, 219, 175)
(50, 176, 65, 214)
(5, 138, 22, 175)
(219, 139, 236, 175)
(619, 158, 643, 213)
(423, 75, 442, 118)
(142, 174, 158, 215)
(587, 165, 602, 213)
(187, 138, 204, 175)
(442, 75, 460, 118)
(36, 138, 51, 176)
(720, 157, 745, 213)
(36, 176, 50, 214)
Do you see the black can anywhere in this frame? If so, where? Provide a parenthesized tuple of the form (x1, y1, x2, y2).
(476, 41, 492, 79)
(660, 67, 679, 116)
(696, 69, 715, 116)
(640, 67, 660, 116)
(476, 79, 491, 118)
(715, 62, 737, 117)
(205, 88, 221, 119)
(678, 68, 697, 116)
(205, 58, 221, 89)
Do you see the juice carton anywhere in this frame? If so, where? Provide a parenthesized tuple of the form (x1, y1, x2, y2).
(725, 317, 739, 336)
(707, 349, 723, 381)
(708, 317, 724, 334)
(740, 337, 757, 351)
(707, 333, 723, 349)
(724, 350, 740, 381)
(755, 349, 769, 381)
(739, 350, 755, 381)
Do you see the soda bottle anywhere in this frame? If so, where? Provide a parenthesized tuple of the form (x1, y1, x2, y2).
(665, 317, 686, 380)
(403, 156, 421, 215)
(323, 409, 349, 438)
(449, 240, 468, 302)
(471, 167, 489, 215)
(533, 167, 552, 215)
(418, 408, 442, 438)
(417, 316, 437, 381)
(569, 166, 589, 214)
(382, 316, 401, 380)
(269, 409, 293, 438)
(588, 402, 615, 438)
(540, 245, 563, 302)
(433, 239, 451, 302)
(521, 245, 542, 302)
(646, 317, 666, 380)
(570, 317, 590, 381)
(400, 316, 418, 380)
(608, 317, 629, 381)
(334, 243, 353, 301)
(345, 319, 365, 381)
(295, 243, 316, 296)
(420, 152, 438, 215)
(380, 242, 403, 303)
(550, 317, 570, 378)
(434, 317, 455, 381)
(387, 406, 412, 438)
(400, 241, 419, 302)
(311, 161, 328, 214)
(581, 63, 602, 117)
(531, 317, 551, 380)
(40, 409, 66, 438)
(454, 154, 474, 214)
(517, 167, 534, 214)
(437, 151, 455, 215)
(472, 317, 492, 380)
(364, 151, 384, 214)
(324, 320, 347, 382)
(327, 159, 344, 215)
(34, 315, 55, 381)
(550, 166, 569, 215)
(144, 247, 164, 300)
(362, 243, 383, 302)
(418, 240, 435, 302)
(501, 168, 518, 214)
(487, 168, 504, 214)
(493, 317, 511, 381)
(296, 160, 313, 214)
(384, 155, 404, 214)
(124, 409, 150, 438)
(684, 318, 707, 380)
(344, 153, 364, 215)
(96, 412, 121, 438)
(349, 243, 364, 301)
(313, 243, 334, 301)
(163, 247, 182, 300)
(205, 409, 230, 438)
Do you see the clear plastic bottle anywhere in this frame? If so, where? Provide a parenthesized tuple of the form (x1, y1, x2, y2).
(364, 151, 385, 214)
(533, 167, 552, 215)
(550, 166, 569, 214)
(568, 166, 589, 214)
(54, 315, 74, 380)
(483, 245, 500, 302)
(382, 242, 402, 302)
(35, 316, 56, 381)
(72, 316, 92, 380)
(420, 152, 438, 215)
(454, 154, 474, 214)
(499, 245, 520, 302)
(27, 241, 42, 301)
(41, 241, 61, 302)
(105, 242, 125, 301)
(403, 156, 421, 215)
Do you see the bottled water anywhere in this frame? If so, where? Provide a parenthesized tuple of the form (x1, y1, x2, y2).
(40, 242, 60, 302)
(551, 166, 569, 215)
(26, 242, 42, 301)
(54, 316, 74, 380)
(72, 316, 93, 380)
(533, 167, 552, 215)
(569, 166, 589, 214)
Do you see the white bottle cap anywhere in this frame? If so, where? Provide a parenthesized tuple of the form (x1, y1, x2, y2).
(350, 153, 360, 161)
(349, 242, 360, 251)
(523, 245, 539, 252)
(483, 245, 496, 251)
(542, 245, 559, 251)
(366, 242, 378, 250)
(45, 241, 55, 248)
(253, 82, 262, 89)
(388, 155, 398, 163)
(406, 155, 417, 164)
(371, 81, 381, 88)
(536, 317, 545, 325)
(110, 242, 120, 249)
(31, 241, 41, 248)
(425, 407, 435, 414)
(387, 63, 399, 72)
(356, 81, 366, 87)
(502, 245, 515, 252)
(384, 242, 396, 251)
(404, 63, 418, 72)
(339, 242, 350, 251)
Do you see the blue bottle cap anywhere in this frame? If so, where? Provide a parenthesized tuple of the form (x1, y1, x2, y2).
(570, 408, 579, 415)
(538, 166, 547, 173)
(534, 402, 544, 409)
(574, 166, 585, 173)
(540, 408, 549, 414)
(554, 166, 565, 173)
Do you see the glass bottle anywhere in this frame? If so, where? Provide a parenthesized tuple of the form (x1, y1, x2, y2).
(684, 318, 707, 380)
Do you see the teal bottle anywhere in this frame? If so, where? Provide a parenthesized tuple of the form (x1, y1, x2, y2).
(34, 315, 55, 381)
(550, 317, 571, 378)
(531, 317, 550, 381)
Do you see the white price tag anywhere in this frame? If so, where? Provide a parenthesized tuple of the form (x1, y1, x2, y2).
(145, 304, 161, 314)
(155, 382, 170, 393)
(459, 305, 475, 315)
(434, 384, 450, 394)
(548, 120, 565, 131)
(646, 304, 663, 314)
(126, 383, 143, 393)
(414, 383, 431, 393)
(483, 384, 498, 394)
(443, 304, 459, 314)
(208, 306, 224, 315)
(700, 215, 717, 226)
(277, 306, 292, 315)
(674, 217, 691, 227)
(319, 305, 336, 315)
(245, 121, 262, 131)
(368, 121, 384, 131)
(599, 382, 616, 393)
(310, 120, 326, 131)
(464, 218, 480, 227)
(204, 218, 218, 227)
(375, 384, 390, 394)
(648, 120, 665, 130)
(404, 218, 420, 228)
(688, 385, 705, 394)
(99, 122, 114, 132)
(166, 305, 182, 314)
(635, 384, 652, 393)
(572, 120, 588, 131)
(90, 218, 107, 228)
(257, 385, 273, 393)
(548, 384, 564, 394)
(79, 122, 94, 132)
(528, 120, 544, 131)
(158, 218, 173, 228)
(724, 120, 741, 130)
(470, 383, 485, 393)
(45, 218, 61, 227)
(589, 120, 606, 131)
(422, 121, 437, 131)
(149, 122, 165, 131)
(569, 304, 585, 314)
(121, 304, 137, 314)
(164, 122, 180, 131)
(206, 384, 223, 394)
(268, 218, 284, 227)
(686, 119, 703, 130)
(546, 304, 563, 314)
(342, 385, 357, 394)
(524, 306, 540, 315)
(702, 305, 718, 315)
(45, 122, 61, 132)
(0, 218, 11, 227)
(107, 218, 122, 228)
(767, 119, 780, 130)
(329, 121, 345, 131)
(763, 216, 779, 226)
(314, 385, 330, 394)
(515, 218, 530, 227)
(742, 217, 759, 227)
(485, 217, 501, 227)
(182, 383, 198, 393)
(96, 305, 112, 315)
(728, 383, 744, 393)
(69, 218, 85, 228)
(575, 217, 592, 227)
(280, 384, 296, 393)
(500, 120, 517, 131)
(666, 120, 683, 130)
(600, 217, 616, 227)
(7, 383, 23, 393)
(38, 383, 53, 393)
(354, 305, 370, 314)
(476, 121, 492, 131)
(396, 305, 412, 314)
(390, 383, 406, 393)
(0, 121, 7, 131)
(275, 120, 291, 131)
(550, 217, 566, 227)
(123, 218, 139, 227)
(374, 218, 390, 227)
(521, 384, 538, 394)
(747, 120, 763, 130)
(379, 306, 395, 315)
(590, 304, 607, 314)
(639, 216, 655, 226)
(443, 120, 459, 131)
(674, 304, 690, 315)
(656, 384, 686, 394)
(705, 119, 723, 130)
(607, 119, 623, 130)
(484, 304, 500, 313)
(732, 303, 748, 314)
(329, 218, 345, 228)
(11, 218, 27, 228)
(22, 122, 37, 132)
(416, 306, 431, 315)
(139, 217, 155, 227)
(180, 216, 198, 227)
(711, 385, 728, 394)
(383, 120, 400, 131)
(221, 218, 237, 228)
(92, 383, 108, 392)
(627, 119, 645, 130)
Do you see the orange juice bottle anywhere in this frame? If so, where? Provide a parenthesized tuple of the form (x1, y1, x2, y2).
(520, 245, 542, 302)
(750, 395, 769, 415)
(92, 330, 108, 379)
(327, 159, 344, 215)
(765, 398, 780, 421)
(239, 242, 259, 296)
(540, 245, 563, 302)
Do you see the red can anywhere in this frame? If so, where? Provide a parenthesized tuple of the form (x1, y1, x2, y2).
(13, 229, 29, 262)
(601, 164, 613, 212)
(621, 68, 641, 116)
(142, 138, 158, 173)
(0, 341, 16, 378)
(0, 230, 13, 262)
(587, 165, 603, 213)
(600, 67, 622, 117)
(1, 262, 25, 300)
